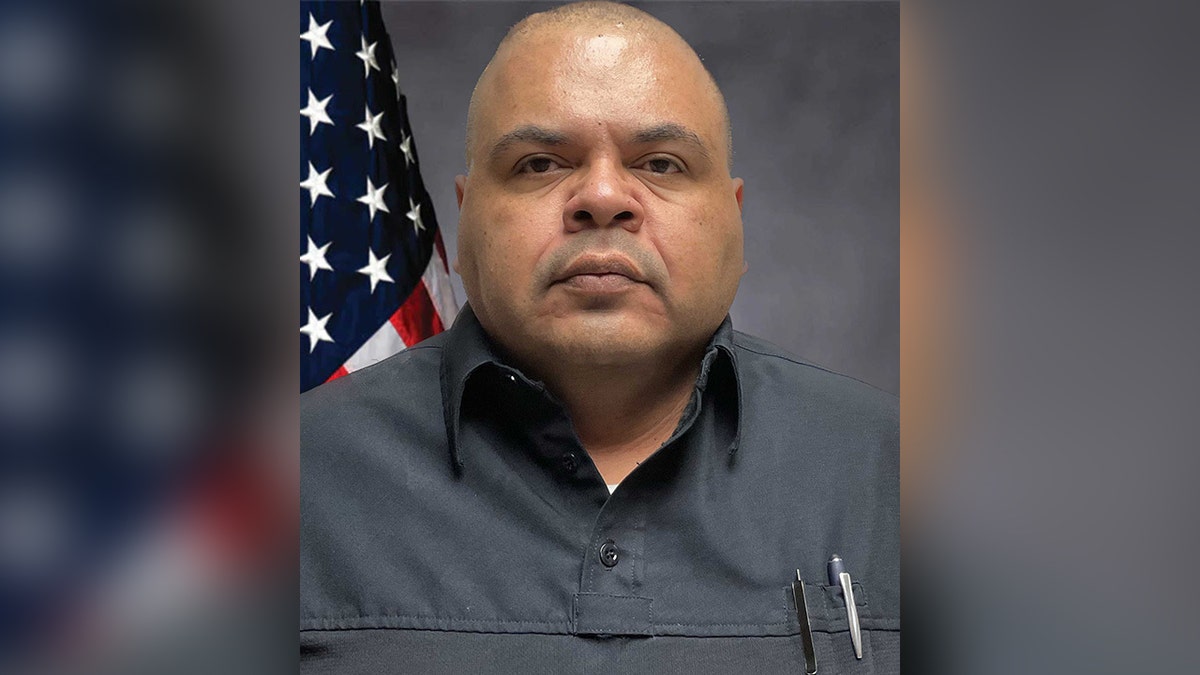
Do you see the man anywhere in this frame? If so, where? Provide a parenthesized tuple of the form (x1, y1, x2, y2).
(301, 3, 898, 673)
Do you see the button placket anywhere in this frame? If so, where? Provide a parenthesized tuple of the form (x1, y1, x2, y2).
(574, 501, 650, 635)
(582, 501, 647, 592)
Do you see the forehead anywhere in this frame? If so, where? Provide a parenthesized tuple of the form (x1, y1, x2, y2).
(475, 28, 722, 150)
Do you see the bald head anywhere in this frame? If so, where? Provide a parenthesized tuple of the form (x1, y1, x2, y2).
(464, 1, 732, 170)
(451, 0, 746, 388)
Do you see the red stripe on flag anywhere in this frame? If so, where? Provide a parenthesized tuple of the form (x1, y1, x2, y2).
(325, 365, 349, 383)
(390, 280, 444, 348)
(433, 231, 451, 274)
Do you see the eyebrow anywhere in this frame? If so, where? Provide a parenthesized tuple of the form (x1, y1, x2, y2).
(630, 123, 712, 161)
(486, 122, 713, 162)
(488, 125, 570, 161)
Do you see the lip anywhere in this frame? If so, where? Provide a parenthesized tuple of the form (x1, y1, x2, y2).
(551, 254, 647, 286)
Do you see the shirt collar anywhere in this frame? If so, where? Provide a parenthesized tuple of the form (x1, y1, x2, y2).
(440, 304, 742, 473)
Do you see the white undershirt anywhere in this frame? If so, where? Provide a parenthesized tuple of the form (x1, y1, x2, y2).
(606, 484, 620, 495)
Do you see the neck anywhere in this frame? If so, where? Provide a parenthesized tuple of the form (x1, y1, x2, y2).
(534, 351, 703, 486)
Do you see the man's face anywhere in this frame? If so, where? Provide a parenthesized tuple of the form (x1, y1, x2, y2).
(455, 27, 744, 370)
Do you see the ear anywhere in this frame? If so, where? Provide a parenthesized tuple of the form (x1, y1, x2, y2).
(455, 175, 467, 208)
(733, 177, 744, 211)
(453, 176, 467, 275)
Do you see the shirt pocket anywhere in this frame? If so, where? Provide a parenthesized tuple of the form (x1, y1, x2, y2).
(786, 582, 885, 675)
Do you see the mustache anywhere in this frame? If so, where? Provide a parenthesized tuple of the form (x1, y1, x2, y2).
(535, 234, 665, 289)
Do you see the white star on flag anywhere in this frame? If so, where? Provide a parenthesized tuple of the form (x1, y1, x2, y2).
(300, 89, 334, 135)
(300, 235, 334, 280)
(355, 105, 387, 149)
(301, 307, 335, 353)
(300, 14, 334, 60)
(355, 36, 380, 78)
(398, 133, 414, 167)
(299, 1, 460, 393)
(357, 178, 389, 222)
(356, 249, 395, 293)
(406, 197, 424, 234)
(300, 162, 334, 207)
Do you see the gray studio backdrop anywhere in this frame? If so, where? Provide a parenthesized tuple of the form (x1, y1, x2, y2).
(381, 0, 898, 394)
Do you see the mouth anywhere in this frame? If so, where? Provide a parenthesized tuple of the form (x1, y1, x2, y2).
(551, 255, 647, 292)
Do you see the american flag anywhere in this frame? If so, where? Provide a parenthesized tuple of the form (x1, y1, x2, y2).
(300, 0, 457, 393)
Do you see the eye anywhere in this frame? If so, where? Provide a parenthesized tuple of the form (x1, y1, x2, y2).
(517, 156, 565, 174)
(638, 156, 683, 175)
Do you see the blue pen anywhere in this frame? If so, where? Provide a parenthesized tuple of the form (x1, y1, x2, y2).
(827, 555, 862, 659)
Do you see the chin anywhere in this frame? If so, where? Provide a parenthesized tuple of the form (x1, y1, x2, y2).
(557, 342, 655, 369)
(542, 323, 659, 367)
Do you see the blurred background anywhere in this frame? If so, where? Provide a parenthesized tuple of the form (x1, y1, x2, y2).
(0, 0, 294, 671)
(903, 3, 1200, 673)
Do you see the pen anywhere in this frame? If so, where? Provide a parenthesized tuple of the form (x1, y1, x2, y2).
(827, 555, 862, 659)
(791, 570, 818, 674)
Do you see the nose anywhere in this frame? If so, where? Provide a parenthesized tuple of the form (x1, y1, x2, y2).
(562, 159, 643, 234)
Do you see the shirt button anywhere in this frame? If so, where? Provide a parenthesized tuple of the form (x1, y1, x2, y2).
(598, 540, 619, 568)
(506, 373, 517, 383)
(560, 452, 579, 474)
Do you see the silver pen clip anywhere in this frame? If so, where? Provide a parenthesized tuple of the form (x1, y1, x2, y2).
(827, 555, 862, 659)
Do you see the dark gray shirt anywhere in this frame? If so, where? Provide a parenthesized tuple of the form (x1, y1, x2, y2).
(301, 306, 899, 674)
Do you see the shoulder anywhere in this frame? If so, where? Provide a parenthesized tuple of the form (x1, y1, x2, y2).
(300, 335, 450, 478)
(729, 330, 898, 497)
(731, 330, 897, 427)
(301, 337, 446, 426)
